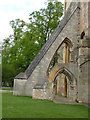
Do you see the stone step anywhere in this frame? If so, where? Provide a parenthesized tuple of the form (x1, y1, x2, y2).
(53, 95, 77, 104)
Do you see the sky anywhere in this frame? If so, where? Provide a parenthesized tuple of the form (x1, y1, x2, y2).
(0, 0, 64, 43)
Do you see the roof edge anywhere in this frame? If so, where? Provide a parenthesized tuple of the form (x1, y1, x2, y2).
(15, 2, 80, 79)
(14, 72, 27, 79)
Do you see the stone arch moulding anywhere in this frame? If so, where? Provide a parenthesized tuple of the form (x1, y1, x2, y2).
(80, 60, 90, 67)
(53, 67, 77, 84)
(46, 37, 73, 76)
(52, 67, 77, 100)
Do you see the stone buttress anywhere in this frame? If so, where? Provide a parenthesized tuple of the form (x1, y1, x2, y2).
(13, 1, 90, 103)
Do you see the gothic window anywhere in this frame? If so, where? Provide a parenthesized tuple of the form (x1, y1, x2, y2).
(47, 38, 72, 76)
(57, 42, 70, 64)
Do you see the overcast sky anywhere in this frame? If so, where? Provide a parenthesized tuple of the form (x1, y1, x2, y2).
(0, 0, 64, 43)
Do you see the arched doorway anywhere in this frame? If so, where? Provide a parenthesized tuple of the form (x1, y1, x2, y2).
(53, 73, 69, 97)
(53, 67, 77, 99)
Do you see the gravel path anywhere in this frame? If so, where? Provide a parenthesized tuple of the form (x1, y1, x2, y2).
(0, 90, 13, 93)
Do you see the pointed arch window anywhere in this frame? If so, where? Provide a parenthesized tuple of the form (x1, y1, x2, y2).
(47, 38, 73, 76)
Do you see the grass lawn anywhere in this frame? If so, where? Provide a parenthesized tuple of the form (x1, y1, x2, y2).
(0, 87, 13, 90)
(2, 93, 89, 118)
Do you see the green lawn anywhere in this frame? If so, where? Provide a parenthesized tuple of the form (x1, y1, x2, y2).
(0, 87, 13, 90)
(2, 93, 89, 118)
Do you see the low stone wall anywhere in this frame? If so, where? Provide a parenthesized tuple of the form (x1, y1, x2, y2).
(32, 82, 54, 100)
(13, 79, 27, 96)
(33, 88, 44, 99)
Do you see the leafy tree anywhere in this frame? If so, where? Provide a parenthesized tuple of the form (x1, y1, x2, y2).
(28, 1, 63, 44)
(2, 0, 63, 86)
(10, 19, 25, 42)
(2, 64, 16, 86)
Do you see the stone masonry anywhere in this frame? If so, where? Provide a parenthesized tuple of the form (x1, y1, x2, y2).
(13, 1, 90, 104)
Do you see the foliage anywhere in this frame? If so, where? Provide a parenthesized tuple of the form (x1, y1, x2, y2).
(2, 64, 16, 86)
(2, 0, 63, 86)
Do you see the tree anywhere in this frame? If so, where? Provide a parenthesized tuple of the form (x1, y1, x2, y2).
(28, 1, 63, 44)
(2, 0, 63, 86)
(2, 64, 16, 86)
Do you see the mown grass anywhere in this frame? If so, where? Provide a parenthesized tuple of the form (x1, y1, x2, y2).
(0, 87, 13, 90)
(2, 93, 89, 118)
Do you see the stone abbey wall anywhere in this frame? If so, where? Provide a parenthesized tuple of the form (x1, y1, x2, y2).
(26, 3, 79, 96)
(14, 2, 80, 96)
(13, 1, 89, 103)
